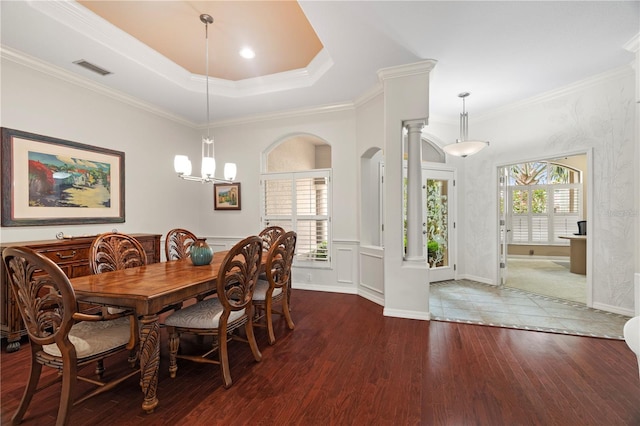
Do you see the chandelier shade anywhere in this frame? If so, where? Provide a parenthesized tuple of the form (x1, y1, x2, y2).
(442, 140, 489, 157)
(174, 14, 237, 183)
(442, 92, 489, 158)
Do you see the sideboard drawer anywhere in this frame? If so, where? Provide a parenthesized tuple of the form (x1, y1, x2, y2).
(38, 246, 90, 265)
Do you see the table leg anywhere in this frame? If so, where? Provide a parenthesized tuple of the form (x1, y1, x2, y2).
(139, 314, 160, 413)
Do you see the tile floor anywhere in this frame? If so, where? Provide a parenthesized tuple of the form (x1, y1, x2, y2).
(429, 279, 630, 340)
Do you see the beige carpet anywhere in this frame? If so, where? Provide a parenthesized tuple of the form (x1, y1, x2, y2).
(506, 257, 586, 304)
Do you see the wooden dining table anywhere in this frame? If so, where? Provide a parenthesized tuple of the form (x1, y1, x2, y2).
(69, 250, 233, 414)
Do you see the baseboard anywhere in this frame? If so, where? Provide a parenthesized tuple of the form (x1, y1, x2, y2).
(508, 255, 570, 261)
(293, 283, 357, 295)
(383, 307, 430, 321)
(592, 302, 635, 317)
(358, 288, 384, 306)
(457, 274, 495, 285)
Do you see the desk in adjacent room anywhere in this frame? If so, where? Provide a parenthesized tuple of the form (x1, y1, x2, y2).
(558, 235, 586, 275)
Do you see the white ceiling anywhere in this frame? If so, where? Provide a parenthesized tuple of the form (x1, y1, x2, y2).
(1, 1, 638, 126)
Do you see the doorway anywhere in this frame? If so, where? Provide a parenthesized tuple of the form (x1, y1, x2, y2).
(498, 153, 589, 304)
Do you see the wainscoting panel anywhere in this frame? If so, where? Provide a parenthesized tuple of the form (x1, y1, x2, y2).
(359, 245, 384, 305)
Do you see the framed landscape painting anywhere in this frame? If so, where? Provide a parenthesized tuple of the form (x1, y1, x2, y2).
(214, 182, 241, 210)
(1, 128, 125, 226)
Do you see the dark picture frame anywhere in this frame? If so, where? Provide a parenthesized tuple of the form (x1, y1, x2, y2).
(214, 182, 241, 210)
(1, 127, 125, 226)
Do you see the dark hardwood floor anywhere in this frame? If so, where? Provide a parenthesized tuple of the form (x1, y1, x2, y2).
(2, 290, 639, 425)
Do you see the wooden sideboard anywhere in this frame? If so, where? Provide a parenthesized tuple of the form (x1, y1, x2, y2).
(1, 233, 161, 352)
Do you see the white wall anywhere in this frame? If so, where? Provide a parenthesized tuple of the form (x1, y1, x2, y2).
(454, 66, 637, 315)
(2, 50, 637, 316)
(199, 109, 358, 239)
(0, 56, 203, 245)
(199, 107, 360, 294)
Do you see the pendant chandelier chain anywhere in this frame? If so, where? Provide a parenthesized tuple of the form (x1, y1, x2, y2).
(173, 13, 237, 183)
(204, 17, 211, 142)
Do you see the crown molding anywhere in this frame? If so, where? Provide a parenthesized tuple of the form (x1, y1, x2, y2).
(474, 64, 635, 122)
(202, 49, 334, 98)
(377, 59, 438, 82)
(354, 82, 383, 108)
(211, 102, 356, 128)
(28, 0, 334, 98)
(1, 46, 197, 127)
(2, 44, 355, 130)
(623, 33, 640, 53)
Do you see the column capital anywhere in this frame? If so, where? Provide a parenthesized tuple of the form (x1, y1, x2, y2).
(404, 119, 426, 130)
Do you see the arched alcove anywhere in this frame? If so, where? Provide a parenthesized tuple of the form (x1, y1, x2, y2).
(360, 147, 384, 247)
(261, 133, 332, 269)
(264, 133, 331, 172)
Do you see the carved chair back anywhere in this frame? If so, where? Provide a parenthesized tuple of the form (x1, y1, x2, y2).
(217, 235, 263, 313)
(265, 231, 297, 293)
(258, 226, 285, 252)
(165, 228, 198, 261)
(89, 232, 147, 274)
(3, 246, 76, 349)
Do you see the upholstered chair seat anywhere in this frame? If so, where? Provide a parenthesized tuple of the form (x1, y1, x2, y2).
(42, 316, 133, 359)
(164, 298, 246, 329)
(253, 280, 283, 301)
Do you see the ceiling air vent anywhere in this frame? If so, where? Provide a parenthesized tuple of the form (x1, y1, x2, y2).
(73, 60, 112, 76)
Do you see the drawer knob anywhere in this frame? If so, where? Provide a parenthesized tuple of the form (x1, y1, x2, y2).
(56, 250, 76, 260)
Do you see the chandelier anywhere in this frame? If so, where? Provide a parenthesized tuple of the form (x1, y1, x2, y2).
(174, 14, 237, 183)
(442, 92, 489, 158)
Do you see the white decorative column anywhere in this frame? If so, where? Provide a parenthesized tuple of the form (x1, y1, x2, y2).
(377, 59, 437, 321)
(405, 119, 426, 262)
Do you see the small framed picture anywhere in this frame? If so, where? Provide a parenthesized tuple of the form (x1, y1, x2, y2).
(214, 182, 241, 210)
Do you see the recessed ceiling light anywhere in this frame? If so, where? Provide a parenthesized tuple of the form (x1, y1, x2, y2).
(239, 47, 255, 59)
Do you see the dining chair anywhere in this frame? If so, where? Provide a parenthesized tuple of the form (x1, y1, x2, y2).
(258, 226, 290, 308)
(90, 232, 148, 275)
(164, 235, 263, 388)
(89, 232, 148, 317)
(258, 225, 285, 252)
(2, 246, 140, 426)
(164, 228, 215, 304)
(253, 231, 296, 345)
(165, 228, 198, 261)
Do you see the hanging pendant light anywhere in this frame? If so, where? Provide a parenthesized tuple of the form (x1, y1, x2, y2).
(442, 92, 489, 158)
(174, 14, 237, 183)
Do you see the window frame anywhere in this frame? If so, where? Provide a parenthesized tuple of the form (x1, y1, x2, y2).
(507, 162, 582, 245)
(260, 169, 332, 268)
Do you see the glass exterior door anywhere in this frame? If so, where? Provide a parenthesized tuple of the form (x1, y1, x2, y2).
(423, 169, 455, 282)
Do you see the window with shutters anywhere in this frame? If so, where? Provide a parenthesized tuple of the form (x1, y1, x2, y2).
(508, 162, 582, 245)
(261, 170, 331, 266)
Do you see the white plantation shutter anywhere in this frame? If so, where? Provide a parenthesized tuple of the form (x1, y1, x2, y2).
(508, 184, 582, 245)
(262, 170, 331, 265)
(552, 185, 581, 242)
(531, 216, 548, 243)
(511, 216, 529, 243)
(263, 177, 293, 231)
